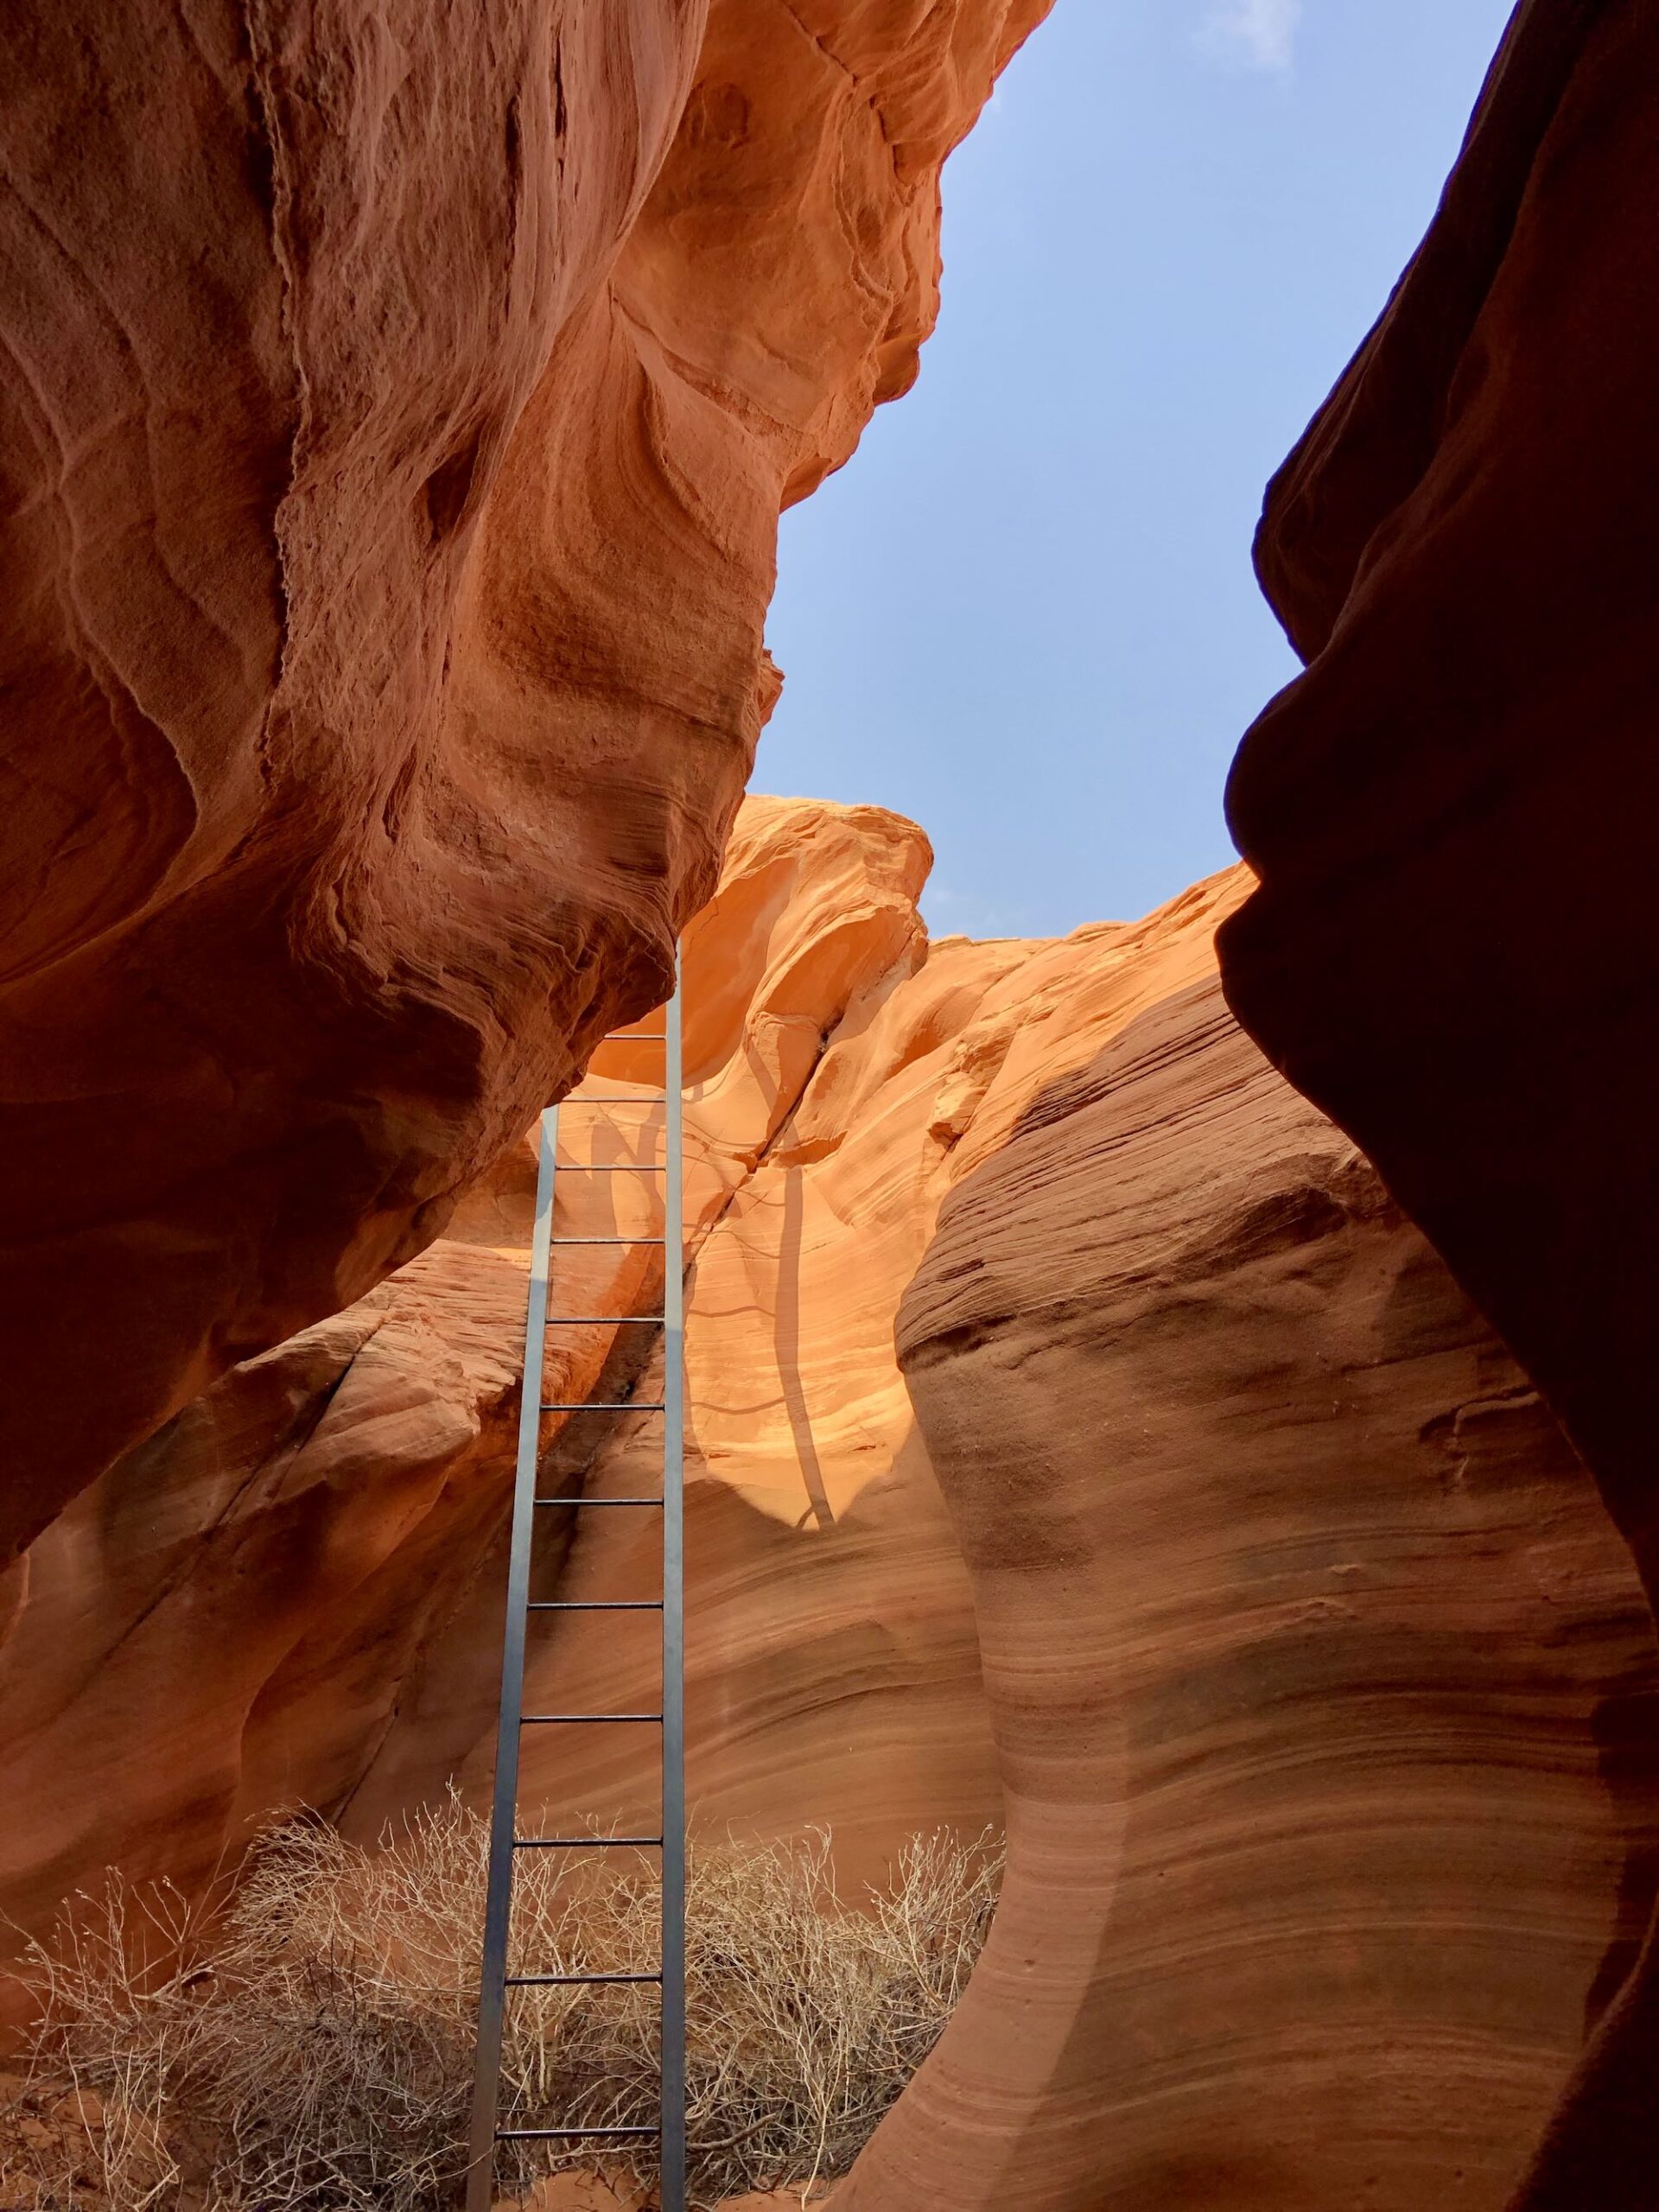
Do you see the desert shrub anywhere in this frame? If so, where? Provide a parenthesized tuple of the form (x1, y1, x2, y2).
(10, 1797, 1000, 2211)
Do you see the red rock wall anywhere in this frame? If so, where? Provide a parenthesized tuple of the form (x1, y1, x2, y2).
(0, 798, 1233, 1966)
(10, 790, 1653, 2209)
(0, 800, 968, 1974)
(0, 0, 1050, 1570)
(863, 974, 1659, 2212)
(1218, 1, 1659, 2199)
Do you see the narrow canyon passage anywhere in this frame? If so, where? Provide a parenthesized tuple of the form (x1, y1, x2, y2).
(10, 804, 1657, 2212)
(6, 0, 1659, 2207)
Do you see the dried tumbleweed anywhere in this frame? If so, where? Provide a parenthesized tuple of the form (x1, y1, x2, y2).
(7, 1796, 1001, 2211)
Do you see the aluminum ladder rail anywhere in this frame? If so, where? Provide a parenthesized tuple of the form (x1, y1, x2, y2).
(467, 969, 685, 2212)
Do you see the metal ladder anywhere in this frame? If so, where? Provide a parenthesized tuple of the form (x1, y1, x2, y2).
(467, 968, 685, 2212)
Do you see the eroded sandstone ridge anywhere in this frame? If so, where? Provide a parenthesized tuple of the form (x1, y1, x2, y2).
(0, 795, 1235, 1960)
(1, 799, 988, 1971)
(859, 971, 1659, 2212)
(7, 798, 1656, 2212)
(0, 0, 1049, 1570)
(1217, 1, 1659, 2201)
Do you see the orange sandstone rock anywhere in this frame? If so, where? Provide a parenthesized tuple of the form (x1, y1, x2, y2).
(462, 846, 1245, 1881)
(0, 800, 1236, 1961)
(0, 0, 1052, 1565)
(8, 793, 1650, 2212)
(0, 801, 928, 1947)
(842, 975, 1659, 2212)
(1219, 4, 1659, 2200)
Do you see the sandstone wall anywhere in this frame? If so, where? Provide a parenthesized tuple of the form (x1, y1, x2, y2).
(430, 831, 1244, 1880)
(14, 0, 1656, 2197)
(850, 974, 1659, 2212)
(1217, 2, 1659, 2199)
(0, 799, 963, 1957)
(0, 0, 1050, 1570)
(0, 798, 1237, 1967)
(9, 791, 1654, 2211)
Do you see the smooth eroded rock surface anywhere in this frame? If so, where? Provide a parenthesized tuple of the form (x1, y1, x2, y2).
(0, 799, 964, 1959)
(431, 830, 1243, 1884)
(0, 0, 1050, 1563)
(849, 975, 1659, 2212)
(8, 790, 1656, 2210)
(0, 799, 1237, 1980)
(1219, 2, 1659, 2200)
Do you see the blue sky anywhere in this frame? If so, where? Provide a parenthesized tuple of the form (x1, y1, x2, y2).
(756, 0, 1519, 938)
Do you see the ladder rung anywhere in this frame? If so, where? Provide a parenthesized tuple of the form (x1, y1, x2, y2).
(505, 1970, 663, 1986)
(496, 2126, 660, 2139)
(540, 1402, 666, 1413)
(513, 1836, 664, 1850)
(534, 1497, 664, 1509)
(528, 1599, 662, 1612)
(470, 975, 685, 2212)
(544, 1315, 664, 1325)
(521, 1714, 664, 1726)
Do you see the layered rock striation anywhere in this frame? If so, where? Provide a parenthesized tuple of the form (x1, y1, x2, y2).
(10, 791, 1656, 2212)
(0, 0, 1051, 1567)
(435, 826, 1244, 1881)
(1218, 1, 1659, 2199)
(855, 973, 1659, 2212)
(14, 0, 1656, 2197)
(0, 793, 1243, 1959)
(1, 798, 980, 1961)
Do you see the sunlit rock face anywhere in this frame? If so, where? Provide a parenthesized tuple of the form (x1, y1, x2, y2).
(10, 795, 1223, 1978)
(437, 828, 1247, 1889)
(0, 798, 972, 1981)
(1217, 2, 1659, 2202)
(6, 791, 1185, 1973)
(0, 795, 1245, 1993)
(854, 972, 1659, 2212)
(7, 792, 1653, 2212)
(0, 0, 1052, 1567)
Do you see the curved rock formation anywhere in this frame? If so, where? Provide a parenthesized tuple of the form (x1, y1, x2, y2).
(8, 785, 1654, 2208)
(1218, 1, 1659, 2199)
(0, 0, 1051, 1565)
(0, 794, 1238, 1955)
(434, 830, 1243, 1884)
(0, 798, 976, 1961)
(855, 973, 1659, 2212)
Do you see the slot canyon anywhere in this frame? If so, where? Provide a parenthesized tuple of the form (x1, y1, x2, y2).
(4, 2, 1659, 2209)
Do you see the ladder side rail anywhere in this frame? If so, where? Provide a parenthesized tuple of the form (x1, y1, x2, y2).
(660, 965, 688, 2212)
(466, 1105, 560, 2212)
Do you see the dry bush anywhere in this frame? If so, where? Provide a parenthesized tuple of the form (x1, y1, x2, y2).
(2, 1870, 217, 2212)
(11, 1797, 1000, 2211)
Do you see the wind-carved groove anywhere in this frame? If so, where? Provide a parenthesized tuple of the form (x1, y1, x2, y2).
(772, 0, 899, 157)
(12, 1327, 378, 1746)
(239, 0, 308, 795)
